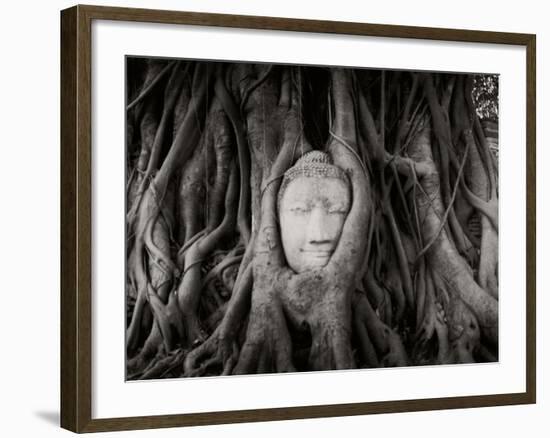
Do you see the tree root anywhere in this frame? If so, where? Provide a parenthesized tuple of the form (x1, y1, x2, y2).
(183, 264, 253, 376)
(171, 164, 239, 349)
(413, 268, 438, 362)
(408, 121, 498, 344)
(234, 299, 296, 374)
(353, 291, 408, 367)
(446, 293, 481, 363)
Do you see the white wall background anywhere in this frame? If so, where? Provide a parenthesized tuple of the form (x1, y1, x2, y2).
(0, 0, 545, 436)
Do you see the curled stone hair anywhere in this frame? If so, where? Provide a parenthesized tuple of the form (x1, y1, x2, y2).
(277, 150, 351, 211)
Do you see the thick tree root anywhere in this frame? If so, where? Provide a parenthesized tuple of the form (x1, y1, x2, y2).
(408, 121, 498, 344)
(353, 291, 408, 367)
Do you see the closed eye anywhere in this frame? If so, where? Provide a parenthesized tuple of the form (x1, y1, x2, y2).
(328, 208, 348, 214)
(290, 206, 310, 213)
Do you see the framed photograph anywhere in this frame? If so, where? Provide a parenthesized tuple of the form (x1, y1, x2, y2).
(60, 4, 536, 433)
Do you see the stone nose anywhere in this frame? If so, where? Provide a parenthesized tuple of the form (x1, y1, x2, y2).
(307, 206, 331, 245)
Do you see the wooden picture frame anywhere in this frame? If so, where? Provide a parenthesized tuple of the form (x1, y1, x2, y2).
(60, 4, 536, 433)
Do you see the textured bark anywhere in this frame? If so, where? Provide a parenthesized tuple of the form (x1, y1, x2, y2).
(408, 123, 498, 344)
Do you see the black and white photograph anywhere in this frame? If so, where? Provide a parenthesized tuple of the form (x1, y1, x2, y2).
(2, 0, 545, 435)
(125, 58, 499, 380)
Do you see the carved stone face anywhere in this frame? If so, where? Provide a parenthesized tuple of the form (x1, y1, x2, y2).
(279, 176, 351, 273)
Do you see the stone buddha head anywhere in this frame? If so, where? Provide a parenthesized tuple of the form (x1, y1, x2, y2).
(277, 151, 351, 273)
